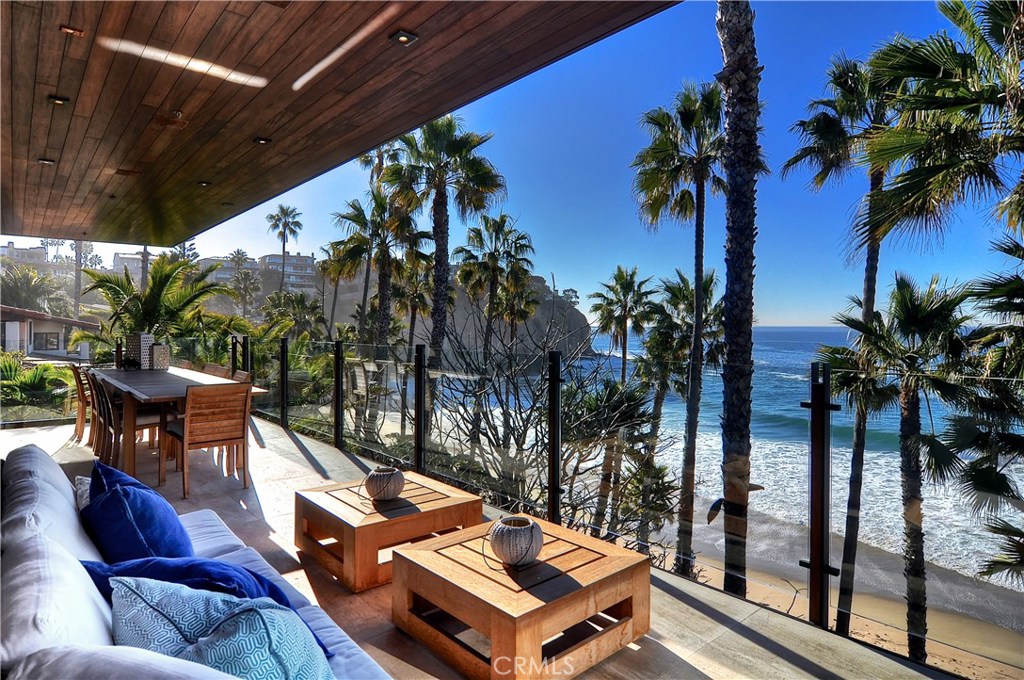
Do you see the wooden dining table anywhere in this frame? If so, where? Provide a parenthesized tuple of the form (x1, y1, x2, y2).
(92, 367, 266, 478)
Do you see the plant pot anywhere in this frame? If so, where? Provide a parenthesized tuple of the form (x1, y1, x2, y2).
(489, 516, 543, 567)
(364, 467, 405, 501)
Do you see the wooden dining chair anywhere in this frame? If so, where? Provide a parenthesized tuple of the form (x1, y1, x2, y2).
(69, 364, 92, 444)
(159, 383, 253, 498)
(177, 359, 193, 370)
(232, 370, 251, 382)
(204, 364, 232, 378)
(85, 369, 163, 471)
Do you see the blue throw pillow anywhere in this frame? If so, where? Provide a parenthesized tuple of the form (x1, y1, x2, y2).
(111, 576, 334, 680)
(80, 484, 194, 563)
(82, 558, 333, 658)
(90, 460, 147, 499)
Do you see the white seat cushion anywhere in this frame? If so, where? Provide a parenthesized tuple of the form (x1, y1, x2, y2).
(296, 605, 392, 680)
(1, 535, 113, 671)
(1, 475, 103, 561)
(7, 645, 236, 680)
(179, 509, 246, 558)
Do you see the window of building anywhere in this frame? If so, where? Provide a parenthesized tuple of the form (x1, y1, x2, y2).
(33, 332, 60, 350)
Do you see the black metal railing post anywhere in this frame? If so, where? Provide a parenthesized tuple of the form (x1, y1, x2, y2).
(241, 335, 251, 373)
(279, 337, 289, 429)
(413, 344, 426, 474)
(800, 361, 841, 629)
(547, 351, 563, 524)
(230, 336, 238, 375)
(333, 340, 344, 450)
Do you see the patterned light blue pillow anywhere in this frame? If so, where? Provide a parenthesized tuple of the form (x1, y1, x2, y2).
(110, 576, 334, 680)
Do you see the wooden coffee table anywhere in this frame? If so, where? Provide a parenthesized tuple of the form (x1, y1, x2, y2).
(294, 472, 482, 592)
(392, 517, 650, 680)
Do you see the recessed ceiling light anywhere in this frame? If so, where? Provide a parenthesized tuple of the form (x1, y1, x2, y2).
(48, 95, 71, 105)
(59, 25, 85, 37)
(389, 30, 418, 46)
(253, 136, 272, 145)
(37, 158, 56, 165)
(197, 180, 212, 187)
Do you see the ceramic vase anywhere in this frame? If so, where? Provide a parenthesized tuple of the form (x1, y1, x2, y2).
(364, 467, 405, 501)
(489, 516, 543, 566)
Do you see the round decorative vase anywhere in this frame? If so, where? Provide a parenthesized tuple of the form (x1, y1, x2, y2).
(364, 467, 405, 501)
(489, 516, 543, 567)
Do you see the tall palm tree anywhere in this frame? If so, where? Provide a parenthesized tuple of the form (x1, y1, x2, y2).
(863, 0, 1023, 239)
(332, 197, 382, 343)
(234, 269, 261, 320)
(838, 274, 971, 663)
(359, 140, 401, 186)
(266, 204, 303, 294)
(589, 266, 655, 385)
(634, 81, 725, 566)
(383, 115, 506, 365)
(454, 214, 535, 363)
(454, 213, 535, 441)
(394, 255, 432, 436)
(638, 270, 724, 560)
(715, 0, 763, 598)
(369, 193, 427, 351)
(782, 55, 900, 635)
(318, 243, 347, 338)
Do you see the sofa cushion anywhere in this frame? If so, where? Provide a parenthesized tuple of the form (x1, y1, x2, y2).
(82, 557, 292, 608)
(0, 535, 113, 671)
(75, 475, 91, 510)
(111, 576, 334, 680)
(1, 475, 103, 561)
(1, 445, 75, 505)
(297, 605, 392, 680)
(81, 484, 194, 563)
(179, 508, 246, 558)
(7, 644, 236, 680)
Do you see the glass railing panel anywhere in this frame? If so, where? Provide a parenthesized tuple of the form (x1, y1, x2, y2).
(0, 351, 76, 424)
(341, 343, 412, 467)
(286, 340, 334, 443)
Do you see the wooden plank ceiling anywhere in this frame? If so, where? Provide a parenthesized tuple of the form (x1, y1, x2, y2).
(1, 1, 673, 246)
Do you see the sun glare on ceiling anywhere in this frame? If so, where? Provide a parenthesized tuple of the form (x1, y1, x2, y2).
(291, 4, 405, 92)
(97, 38, 268, 88)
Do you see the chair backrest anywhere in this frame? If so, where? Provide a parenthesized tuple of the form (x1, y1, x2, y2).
(204, 364, 232, 378)
(182, 383, 252, 448)
(70, 364, 91, 403)
(232, 370, 251, 383)
(84, 370, 112, 430)
(177, 359, 193, 370)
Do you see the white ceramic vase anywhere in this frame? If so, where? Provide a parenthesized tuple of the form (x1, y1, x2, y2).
(489, 516, 543, 567)
(364, 467, 405, 501)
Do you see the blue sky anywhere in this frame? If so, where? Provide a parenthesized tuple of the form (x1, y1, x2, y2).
(4, 2, 1011, 325)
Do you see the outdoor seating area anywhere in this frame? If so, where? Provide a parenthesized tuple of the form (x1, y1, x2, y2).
(0, 419, 958, 680)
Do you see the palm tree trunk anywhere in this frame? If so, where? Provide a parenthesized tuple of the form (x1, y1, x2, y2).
(676, 175, 707, 577)
(373, 252, 392, 355)
(716, 0, 762, 598)
(329, 279, 340, 338)
(592, 441, 617, 537)
(642, 385, 668, 555)
(73, 241, 83, 319)
(619, 326, 629, 384)
(140, 246, 150, 291)
(470, 273, 500, 443)
(899, 385, 927, 663)
(279, 239, 287, 294)
(400, 307, 418, 437)
(428, 183, 450, 366)
(835, 168, 884, 635)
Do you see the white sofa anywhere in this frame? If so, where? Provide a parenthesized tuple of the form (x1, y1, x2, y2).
(0, 444, 390, 680)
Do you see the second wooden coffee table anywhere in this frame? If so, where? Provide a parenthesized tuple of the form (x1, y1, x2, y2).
(392, 517, 650, 680)
(295, 471, 482, 592)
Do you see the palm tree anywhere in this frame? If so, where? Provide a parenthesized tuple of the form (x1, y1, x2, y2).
(140, 246, 150, 290)
(715, 0, 763, 598)
(332, 197, 382, 342)
(72, 258, 232, 347)
(394, 255, 432, 436)
(359, 140, 401, 186)
(970, 237, 1024, 380)
(589, 266, 655, 385)
(383, 115, 506, 365)
(318, 244, 346, 338)
(234, 269, 261, 320)
(782, 54, 900, 635)
(633, 80, 726, 574)
(266, 204, 303, 294)
(0, 266, 65, 313)
(643, 271, 725, 571)
(454, 214, 535, 363)
(863, 0, 1023, 239)
(838, 274, 971, 663)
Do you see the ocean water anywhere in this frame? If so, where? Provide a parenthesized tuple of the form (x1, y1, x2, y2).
(590, 326, 1024, 590)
